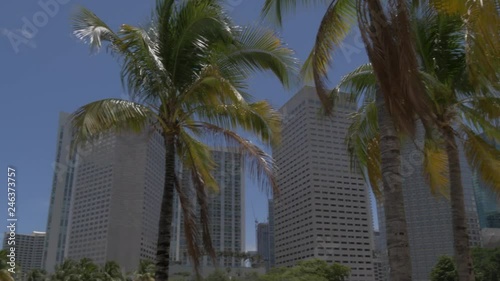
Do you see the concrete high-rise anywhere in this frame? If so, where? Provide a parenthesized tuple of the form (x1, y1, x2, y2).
(170, 149, 245, 269)
(273, 87, 375, 280)
(256, 223, 270, 268)
(376, 126, 481, 281)
(43, 112, 76, 272)
(65, 128, 165, 272)
(268, 199, 276, 269)
(44, 112, 166, 272)
(3, 231, 45, 274)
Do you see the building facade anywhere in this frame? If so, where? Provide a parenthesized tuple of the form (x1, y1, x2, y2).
(372, 231, 388, 281)
(44, 113, 166, 272)
(170, 149, 245, 269)
(377, 125, 481, 281)
(273, 87, 375, 280)
(3, 231, 45, 274)
(268, 199, 276, 270)
(43, 112, 76, 272)
(473, 137, 500, 229)
(65, 128, 165, 272)
(256, 223, 270, 269)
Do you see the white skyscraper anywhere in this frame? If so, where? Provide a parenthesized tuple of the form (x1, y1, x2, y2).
(44, 112, 166, 272)
(170, 148, 245, 270)
(43, 112, 76, 272)
(3, 231, 45, 274)
(66, 128, 165, 272)
(273, 87, 375, 281)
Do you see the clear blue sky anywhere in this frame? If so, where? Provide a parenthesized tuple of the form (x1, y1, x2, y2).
(0, 0, 372, 251)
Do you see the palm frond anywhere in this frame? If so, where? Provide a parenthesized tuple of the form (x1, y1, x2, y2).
(155, 0, 176, 32)
(468, 96, 500, 119)
(365, 136, 382, 199)
(165, 0, 233, 89)
(0, 270, 13, 281)
(261, 0, 330, 26)
(462, 126, 500, 194)
(423, 139, 450, 197)
(72, 6, 121, 53)
(172, 173, 202, 280)
(177, 131, 218, 191)
(345, 101, 381, 198)
(310, 0, 357, 115)
(459, 104, 500, 145)
(195, 122, 279, 197)
(223, 26, 299, 89)
(70, 99, 156, 148)
(431, 0, 500, 90)
(193, 101, 282, 147)
(190, 169, 217, 268)
(118, 24, 168, 104)
(178, 65, 249, 109)
(336, 63, 376, 103)
(413, 6, 466, 86)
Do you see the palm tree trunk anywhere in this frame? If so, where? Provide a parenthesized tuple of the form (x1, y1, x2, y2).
(156, 133, 176, 281)
(443, 125, 475, 281)
(377, 91, 412, 281)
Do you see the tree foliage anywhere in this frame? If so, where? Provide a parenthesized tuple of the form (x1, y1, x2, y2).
(430, 256, 458, 281)
(431, 249, 500, 281)
(261, 259, 350, 281)
(0, 250, 14, 281)
(472, 248, 500, 281)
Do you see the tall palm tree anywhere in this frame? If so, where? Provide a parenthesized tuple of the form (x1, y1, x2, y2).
(261, 1, 431, 279)
(413, 7, 499, 281)
(71, 1, 297, 280)
(339, 6, 500, 281)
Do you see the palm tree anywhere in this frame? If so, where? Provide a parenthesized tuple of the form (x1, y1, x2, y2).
(76, 258, 101, 281)
(101, 261, 125, 281)
(26, 269, 48, 281)
(340, 6, 500, 281)
(429, 0, 500, 93)
(0, 250, 13, 281)
(50, 259, 79, 281)
(261, 1, 429, 278)
(71, 1, 297, 280)
(413, 7, 499, 281)
(131, 260, 155, 281)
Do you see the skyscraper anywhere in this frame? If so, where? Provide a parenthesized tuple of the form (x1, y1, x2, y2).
(256, 223, 270, 268)
(473, 136, 500, 229)
(377, 126, 481, 281)
(268, 199, 276, 269)
(44, 112, 166, 272)
(170, 148, 245, 269)
(3, 231, 45, 274)
(273, 87, 375, 280)
(43, 112, 76, 272)
(65, 128, 165, 272)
